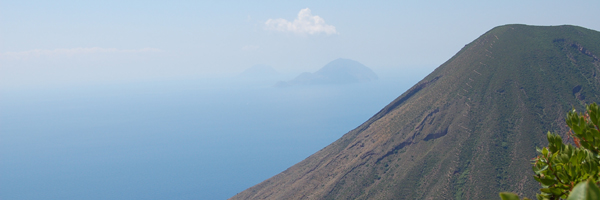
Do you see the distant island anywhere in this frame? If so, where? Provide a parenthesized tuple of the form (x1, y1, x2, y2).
(275, 58, 378, 87)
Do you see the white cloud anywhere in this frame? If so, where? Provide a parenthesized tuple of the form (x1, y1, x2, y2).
(0, 47, 162, 60)
(265, 8, 338, 35)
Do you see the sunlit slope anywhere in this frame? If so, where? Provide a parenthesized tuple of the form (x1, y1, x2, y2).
(230, 24, 600, 199)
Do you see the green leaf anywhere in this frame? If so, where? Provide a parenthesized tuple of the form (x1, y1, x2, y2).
(557, 172, 569, 183)
(499, 192, 521, 200)
(553, 134, 563, 147)
(540, 188, 551, 193)
(535, 165, 549, 174)
(565, 145, 572, 156)
(550, 187, 564, 195)
(561, 154, 571, 163)
(538, 177, 558, 186)
(569, 165, 577, 177)
(589, 103, 599, 126)
(567, 179, 600, 200)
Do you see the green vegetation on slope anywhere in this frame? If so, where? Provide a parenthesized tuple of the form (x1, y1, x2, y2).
(502, 103, 600, 200)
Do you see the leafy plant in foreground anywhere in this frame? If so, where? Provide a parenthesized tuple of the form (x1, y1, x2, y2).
(501, 103, 600, 200)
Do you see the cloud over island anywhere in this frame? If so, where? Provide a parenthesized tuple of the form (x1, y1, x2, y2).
(265, 8, 338, 35)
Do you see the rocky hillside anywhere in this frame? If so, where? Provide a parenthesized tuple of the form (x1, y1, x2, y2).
(231, 24, 600, 199)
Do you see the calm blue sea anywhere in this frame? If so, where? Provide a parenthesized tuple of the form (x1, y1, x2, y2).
(0, 76, 418, 199)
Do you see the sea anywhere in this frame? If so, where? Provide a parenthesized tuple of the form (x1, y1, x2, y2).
(0, 71, 426, 199)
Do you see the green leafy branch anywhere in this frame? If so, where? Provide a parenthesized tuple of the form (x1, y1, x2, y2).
(501, 103, 600, 200)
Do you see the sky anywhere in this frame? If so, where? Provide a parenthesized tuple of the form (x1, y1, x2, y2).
(2, 0, 600, 89)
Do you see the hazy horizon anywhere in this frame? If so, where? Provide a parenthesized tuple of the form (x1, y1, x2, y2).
(3, 1, 600, 89)
(3, 1, 600, 199)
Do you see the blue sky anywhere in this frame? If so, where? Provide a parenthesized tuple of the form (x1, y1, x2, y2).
(2, 0, 599, 89)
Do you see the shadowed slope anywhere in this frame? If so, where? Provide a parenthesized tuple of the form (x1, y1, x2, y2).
(231, 24, 600, 199)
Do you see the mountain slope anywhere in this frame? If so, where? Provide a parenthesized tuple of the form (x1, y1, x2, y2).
(276, 58, 378, 86)
(231, 24, 600, 199)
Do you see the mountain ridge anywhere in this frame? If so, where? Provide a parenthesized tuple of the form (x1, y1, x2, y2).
(231, 24, 600, 199)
